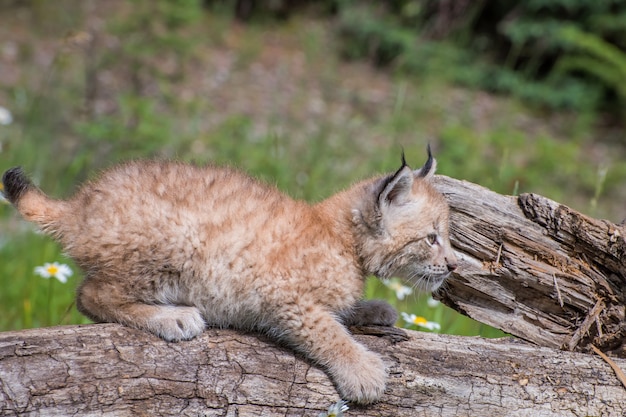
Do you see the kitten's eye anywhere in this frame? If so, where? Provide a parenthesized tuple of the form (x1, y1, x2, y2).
(427, 233, 438, 245)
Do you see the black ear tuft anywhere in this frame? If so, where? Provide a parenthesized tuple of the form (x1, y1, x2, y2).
(419, 144, 433, 177)
(400, 147, 408, 169)
(2, 167, 33, 205)
(415, 144, 437, 179)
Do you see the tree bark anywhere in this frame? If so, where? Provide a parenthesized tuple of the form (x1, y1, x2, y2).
(1, 323, 625, 417)
(433, 176, 626, 356)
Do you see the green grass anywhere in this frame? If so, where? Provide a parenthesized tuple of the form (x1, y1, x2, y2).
(0, 225, 88, 330)
(0, 4, 623, 338)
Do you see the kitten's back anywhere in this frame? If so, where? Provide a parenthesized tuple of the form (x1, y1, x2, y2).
(4, 162, 301, 271)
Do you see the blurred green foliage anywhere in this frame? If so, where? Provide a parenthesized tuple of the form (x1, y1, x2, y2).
(0, 1, 623, 339)
(335, 0, 626, 114)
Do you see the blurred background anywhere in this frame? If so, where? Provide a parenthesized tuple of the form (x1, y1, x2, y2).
(0, 0, 624, 336)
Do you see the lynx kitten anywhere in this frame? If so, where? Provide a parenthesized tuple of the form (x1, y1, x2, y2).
(3, 148, 457, 404)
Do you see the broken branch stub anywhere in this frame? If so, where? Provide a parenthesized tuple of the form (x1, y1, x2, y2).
(433, 175, 626, 356)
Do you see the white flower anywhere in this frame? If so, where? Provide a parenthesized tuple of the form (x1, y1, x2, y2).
(382, 278, 413, 300)
(34, 262, 73, 283)
(400, 312, 441, 331)
(427, 296, 440, 308)
(0, 106, 12, 125)
(318, 400, 349, 417)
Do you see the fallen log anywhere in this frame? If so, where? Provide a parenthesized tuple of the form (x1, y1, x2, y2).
(1, 324, 625, 416)
(433, 176, 626, 356)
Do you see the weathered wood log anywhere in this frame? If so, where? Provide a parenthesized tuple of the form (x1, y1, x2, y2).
(1, 324, 625, 416)
(433, 176, 626, 356)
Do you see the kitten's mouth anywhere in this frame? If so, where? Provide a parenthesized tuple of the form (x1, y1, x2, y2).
(390, 265, 454, 292)
(427, 272, 451, 291)
(399, 271, 451, 292)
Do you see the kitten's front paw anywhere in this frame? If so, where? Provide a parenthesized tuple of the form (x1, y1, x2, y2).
(332, 348, 387, 404)
(342, 299, 398, 327)
(147, 306, 206, 342)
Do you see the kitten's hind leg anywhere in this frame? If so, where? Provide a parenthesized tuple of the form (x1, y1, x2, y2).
(275, 303, 387, 404)
(77, 277, 205, 342)
(340, 299, 398, 327)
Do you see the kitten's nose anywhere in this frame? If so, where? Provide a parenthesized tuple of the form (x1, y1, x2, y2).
(446, 260, 458, 272)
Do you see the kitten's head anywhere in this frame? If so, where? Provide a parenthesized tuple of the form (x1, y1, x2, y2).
(352, 147, 458, 292)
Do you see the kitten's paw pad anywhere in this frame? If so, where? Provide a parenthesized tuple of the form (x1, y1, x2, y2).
(148, 306, 205, 342)
(333, 349, 387, 404)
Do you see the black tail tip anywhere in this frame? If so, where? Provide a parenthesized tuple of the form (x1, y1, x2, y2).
(2, 166, 32, 204)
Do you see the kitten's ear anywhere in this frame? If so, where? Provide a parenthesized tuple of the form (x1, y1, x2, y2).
(414, 144, 437, 180)
(354, 155, 413, 235)
(378, 162, 414, 208)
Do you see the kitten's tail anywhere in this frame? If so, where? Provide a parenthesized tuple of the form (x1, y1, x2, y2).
(2, 167, 68, 230)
